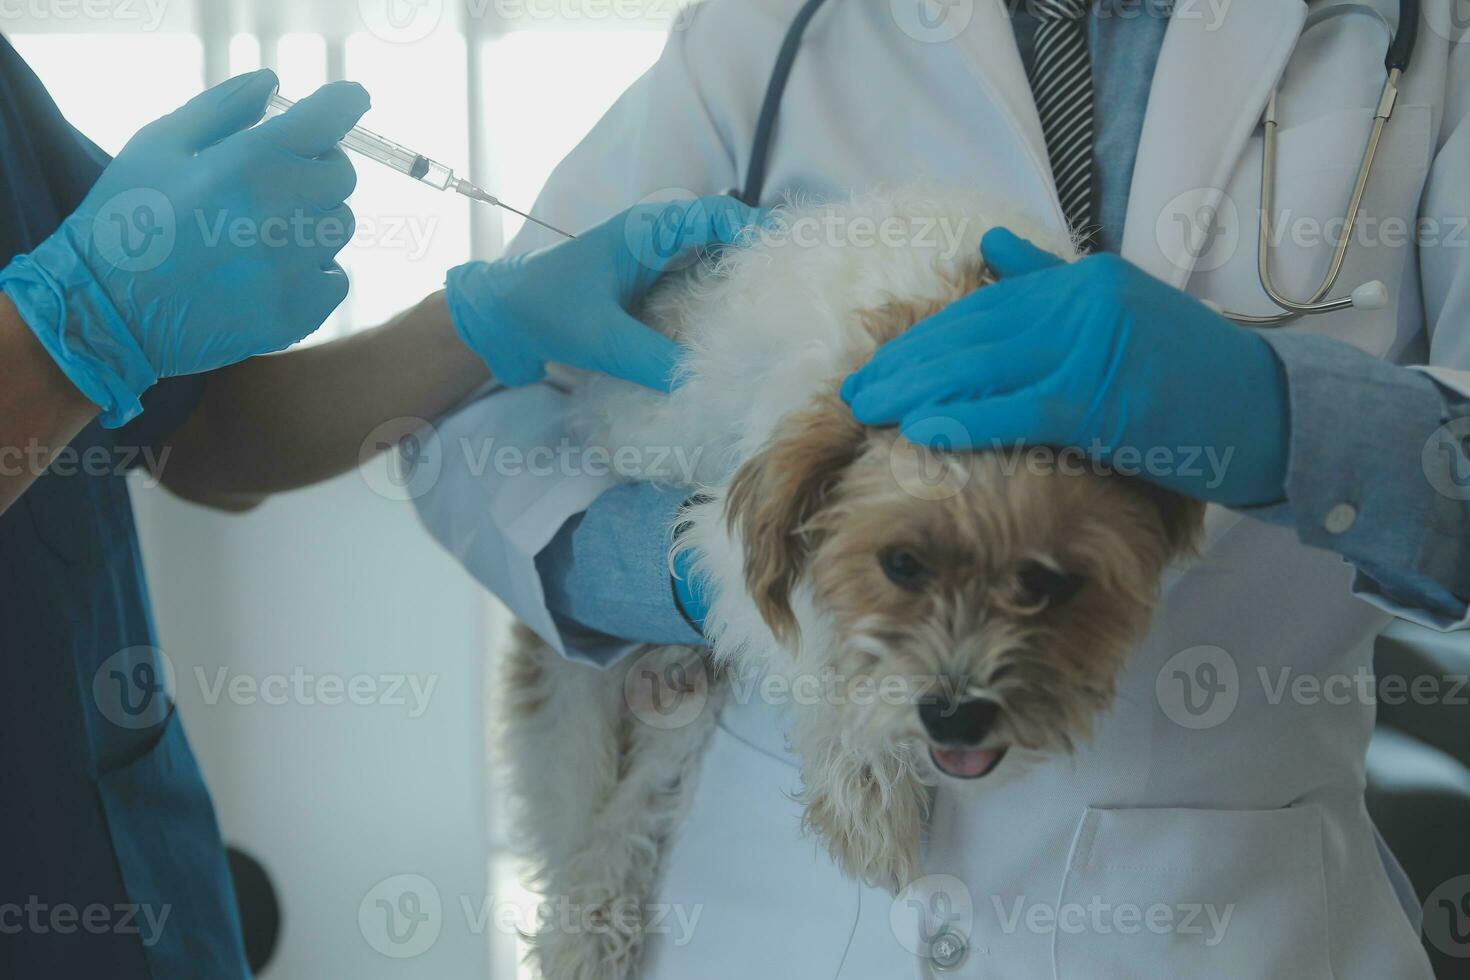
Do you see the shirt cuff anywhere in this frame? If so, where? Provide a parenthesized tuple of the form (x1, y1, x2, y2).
(1247, 331, 1470, 623)
(536, 481, 704, 663)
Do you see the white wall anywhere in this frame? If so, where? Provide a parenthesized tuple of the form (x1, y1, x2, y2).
(130, 460, 506, 978)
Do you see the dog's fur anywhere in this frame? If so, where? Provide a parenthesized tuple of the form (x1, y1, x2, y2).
(494, 187, 1205, 980)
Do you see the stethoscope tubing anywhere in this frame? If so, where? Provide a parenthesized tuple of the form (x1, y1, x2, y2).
(741, 0, 1417, 327)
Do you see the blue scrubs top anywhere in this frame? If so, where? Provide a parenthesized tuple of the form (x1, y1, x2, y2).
(0, 35, 248, 979)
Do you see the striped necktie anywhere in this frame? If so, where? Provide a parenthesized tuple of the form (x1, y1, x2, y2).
(1027, 0, 1096, 250)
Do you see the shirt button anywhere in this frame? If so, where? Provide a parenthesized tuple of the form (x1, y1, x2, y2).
(929, 929, 968, 971)
(1324, 503, 1358, 535)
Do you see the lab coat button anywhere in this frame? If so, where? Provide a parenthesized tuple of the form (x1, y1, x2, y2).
(929, 929, 968, 971)
(1324, 503, 1357, 535)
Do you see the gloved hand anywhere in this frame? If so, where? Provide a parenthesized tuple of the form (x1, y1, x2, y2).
(445, 195, 762, 391)
(0, 70, 369, 426)
(841, 228, 1292, 507)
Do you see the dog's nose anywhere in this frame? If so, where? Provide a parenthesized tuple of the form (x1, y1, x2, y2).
(919, 697, 1000, 746)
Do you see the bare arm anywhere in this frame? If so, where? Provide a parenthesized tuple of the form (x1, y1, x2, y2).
(155, 290, 489, 510)
(0, 292, 101, 515)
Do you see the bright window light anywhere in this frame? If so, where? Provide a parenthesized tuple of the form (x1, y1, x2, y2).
(480, 30, 665, 241)
(337, 31, 472, 334)
(9, 34, 204, 156)
(274, 31, 326, 97)
(228, 32, 261, 76)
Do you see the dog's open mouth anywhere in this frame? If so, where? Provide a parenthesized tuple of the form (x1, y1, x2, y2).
(929, 745, 1009, 779)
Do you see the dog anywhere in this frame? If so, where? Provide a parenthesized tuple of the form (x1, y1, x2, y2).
(493, 187, 1205, 980)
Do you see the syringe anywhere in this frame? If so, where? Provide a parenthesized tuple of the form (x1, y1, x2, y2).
(263, 93, 575, 240)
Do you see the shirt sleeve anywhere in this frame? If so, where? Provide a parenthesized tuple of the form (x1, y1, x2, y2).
(1247, 40, 1470, 631)
(535, 481, 702, 666)
(1249, 332, 1470, 621)
(411, 14, 743, 664)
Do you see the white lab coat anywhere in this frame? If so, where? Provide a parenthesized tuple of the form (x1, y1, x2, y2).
(415, 0, 1470, 975)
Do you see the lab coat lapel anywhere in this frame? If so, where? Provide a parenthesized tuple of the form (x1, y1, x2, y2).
(1120, 0, 1306, 286)
(949, 0, 1071, 236)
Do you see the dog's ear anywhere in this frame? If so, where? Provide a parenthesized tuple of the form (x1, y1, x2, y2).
(1131, 480, 1207, 558)
(725, 392, 866, 644)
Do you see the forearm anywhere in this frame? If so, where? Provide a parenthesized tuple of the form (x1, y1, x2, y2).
(1248, 332, 1470, 616)
(158, 290, 488, 504)
(0, 292, 100, 515)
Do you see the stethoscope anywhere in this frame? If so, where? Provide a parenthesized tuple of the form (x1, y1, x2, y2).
(737, 0, 1420, 327)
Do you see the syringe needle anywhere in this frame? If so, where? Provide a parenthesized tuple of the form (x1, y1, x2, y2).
(263, 95, 575, 241)
(453, 178, 577, 240)
(498, 202, 579, 242)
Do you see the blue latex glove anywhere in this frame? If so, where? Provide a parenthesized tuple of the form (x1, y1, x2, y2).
(0, 70, 368, 426)
(445, 195, 762, 391)
(841, 228, 1291, 507)
(672, 544, 709, 634)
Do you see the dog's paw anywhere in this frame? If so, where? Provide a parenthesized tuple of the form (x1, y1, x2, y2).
(801, 758, 927, 893)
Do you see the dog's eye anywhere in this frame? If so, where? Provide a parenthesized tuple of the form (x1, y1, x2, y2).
(878, 547, 931, 591)
(1015, 560, 1083, 610)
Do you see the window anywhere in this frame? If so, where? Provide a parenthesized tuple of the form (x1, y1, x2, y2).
(10, 10, 664, 336)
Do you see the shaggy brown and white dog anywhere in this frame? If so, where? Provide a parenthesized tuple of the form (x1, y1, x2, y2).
(494, 187, 1204, 980)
